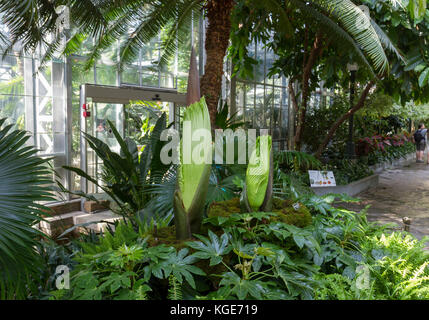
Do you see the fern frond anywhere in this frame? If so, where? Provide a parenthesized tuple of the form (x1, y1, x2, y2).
(168, 275, 183, 300)
(274, 150, 322, 171)
(135, 285, 149, 300)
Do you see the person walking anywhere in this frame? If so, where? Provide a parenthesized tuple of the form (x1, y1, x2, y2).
(414, 123, 427, 163)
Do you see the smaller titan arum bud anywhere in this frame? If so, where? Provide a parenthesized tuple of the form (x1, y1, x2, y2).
(240, 135, 273, 212)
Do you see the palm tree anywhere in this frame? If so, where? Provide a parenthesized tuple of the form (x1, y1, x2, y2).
(0, 118, 54, 298)
(0, 0, 403, 129)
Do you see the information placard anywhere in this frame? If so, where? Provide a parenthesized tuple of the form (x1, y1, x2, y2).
(308, 170, 336, 187)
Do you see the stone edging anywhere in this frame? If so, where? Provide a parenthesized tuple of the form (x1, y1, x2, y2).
(369, 152, 415, 174)
(311, 152, 415, 197)
(311, 174, 379, 197)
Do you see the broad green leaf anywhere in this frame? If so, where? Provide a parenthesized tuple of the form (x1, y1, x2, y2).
(219, 272, 265, 300)
(409, 0, 427, 20)
(187, 230, 232, 266)
(419, 67, 429, 87)
(233, 248, 254, 260)
(152, 248, 206, 289)
(255, 246, 275, 257)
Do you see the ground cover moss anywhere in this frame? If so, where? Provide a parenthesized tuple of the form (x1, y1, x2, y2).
(208, 197, 312, 228)
(145, 225, 187, 250)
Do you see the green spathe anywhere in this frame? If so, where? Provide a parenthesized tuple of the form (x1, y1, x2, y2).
(179, 96, 212, 211)
(174, 96, 212, 239)
(246, 135, 272, 212)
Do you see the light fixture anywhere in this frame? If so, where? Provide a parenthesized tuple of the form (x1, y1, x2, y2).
(347, 63, 359, 72)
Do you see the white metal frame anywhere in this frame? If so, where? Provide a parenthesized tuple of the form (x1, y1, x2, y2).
(79, 83, 186, 198)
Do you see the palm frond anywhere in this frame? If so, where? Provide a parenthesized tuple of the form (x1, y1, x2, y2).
(117, 0, 201, 70)
(370, 19, 405, 64)
(158, 0, 203, 66)
(291, 0, 377, 77)
(0, 117, 54, 298)
(309, 0, 390, 75)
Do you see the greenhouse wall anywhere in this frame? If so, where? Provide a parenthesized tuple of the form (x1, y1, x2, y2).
(0, 18, 330, 201)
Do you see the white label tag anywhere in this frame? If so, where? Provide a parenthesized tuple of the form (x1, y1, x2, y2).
(308, 170, 336, 187)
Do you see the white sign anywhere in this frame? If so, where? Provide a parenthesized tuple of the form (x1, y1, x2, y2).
(308, 170, 336, 187)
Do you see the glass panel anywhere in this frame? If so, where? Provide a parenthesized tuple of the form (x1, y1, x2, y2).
(71, 59, 95, 191)
(125, 100, 164, 144)
(96, 62, 117, 86)
(87, 103, 123, 193)
(0, 95, 25, 129)
(177, 75, 188, 93)
(121, 64, 140, 85)
(141, 69, 159, 87)
(235, 82, 245, 121)
(255, 42, 265, 83)
(273, 74, 283, 87)
(245, 84, 255, 126)
(273, 87, 281, 134)
(0, 54, 24, 96)
(265, 49, 275, 82)
(255, 84, 266, 128)
(159, 72, 175, 88)
(281, 85, 288, 138)
(264, 86, 273, 129)
(38, 64, 52, 95)
(141, 38, 160, 65)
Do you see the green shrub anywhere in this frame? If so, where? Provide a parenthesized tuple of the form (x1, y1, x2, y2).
(328, 159, 374, 185)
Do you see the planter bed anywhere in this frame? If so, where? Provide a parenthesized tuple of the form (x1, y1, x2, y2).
(311, 174, 379, 197)
(311, 152, 416, 197)
(369, 152, 415, 174)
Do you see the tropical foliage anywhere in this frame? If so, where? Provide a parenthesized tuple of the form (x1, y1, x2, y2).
(1, 0, 429, 303)
(46, 193, 429, 300)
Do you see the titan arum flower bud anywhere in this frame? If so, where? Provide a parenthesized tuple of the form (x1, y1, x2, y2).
(174, 48, 212, 240)
(240, 135, 273, 212)
(174, 97, 212, 239)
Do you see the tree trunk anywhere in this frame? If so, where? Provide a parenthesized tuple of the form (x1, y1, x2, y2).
(315, 81, 375, 159)
(294, 34, 323, 150)
(201, 0, 234, 129)
(288, 80, 298, 149)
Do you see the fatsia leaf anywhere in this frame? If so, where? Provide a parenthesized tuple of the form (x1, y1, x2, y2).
(150, 248, 205, 289)
(186, 230, 232, 266)
(218, 272, 265, 300)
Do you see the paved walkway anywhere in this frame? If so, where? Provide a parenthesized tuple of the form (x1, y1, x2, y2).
(339, 161, 429, 242)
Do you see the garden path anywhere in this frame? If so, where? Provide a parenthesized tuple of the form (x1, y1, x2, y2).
(339, 161, 429, 243)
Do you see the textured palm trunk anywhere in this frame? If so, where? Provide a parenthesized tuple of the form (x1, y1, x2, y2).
(201, 0, 234, 129)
